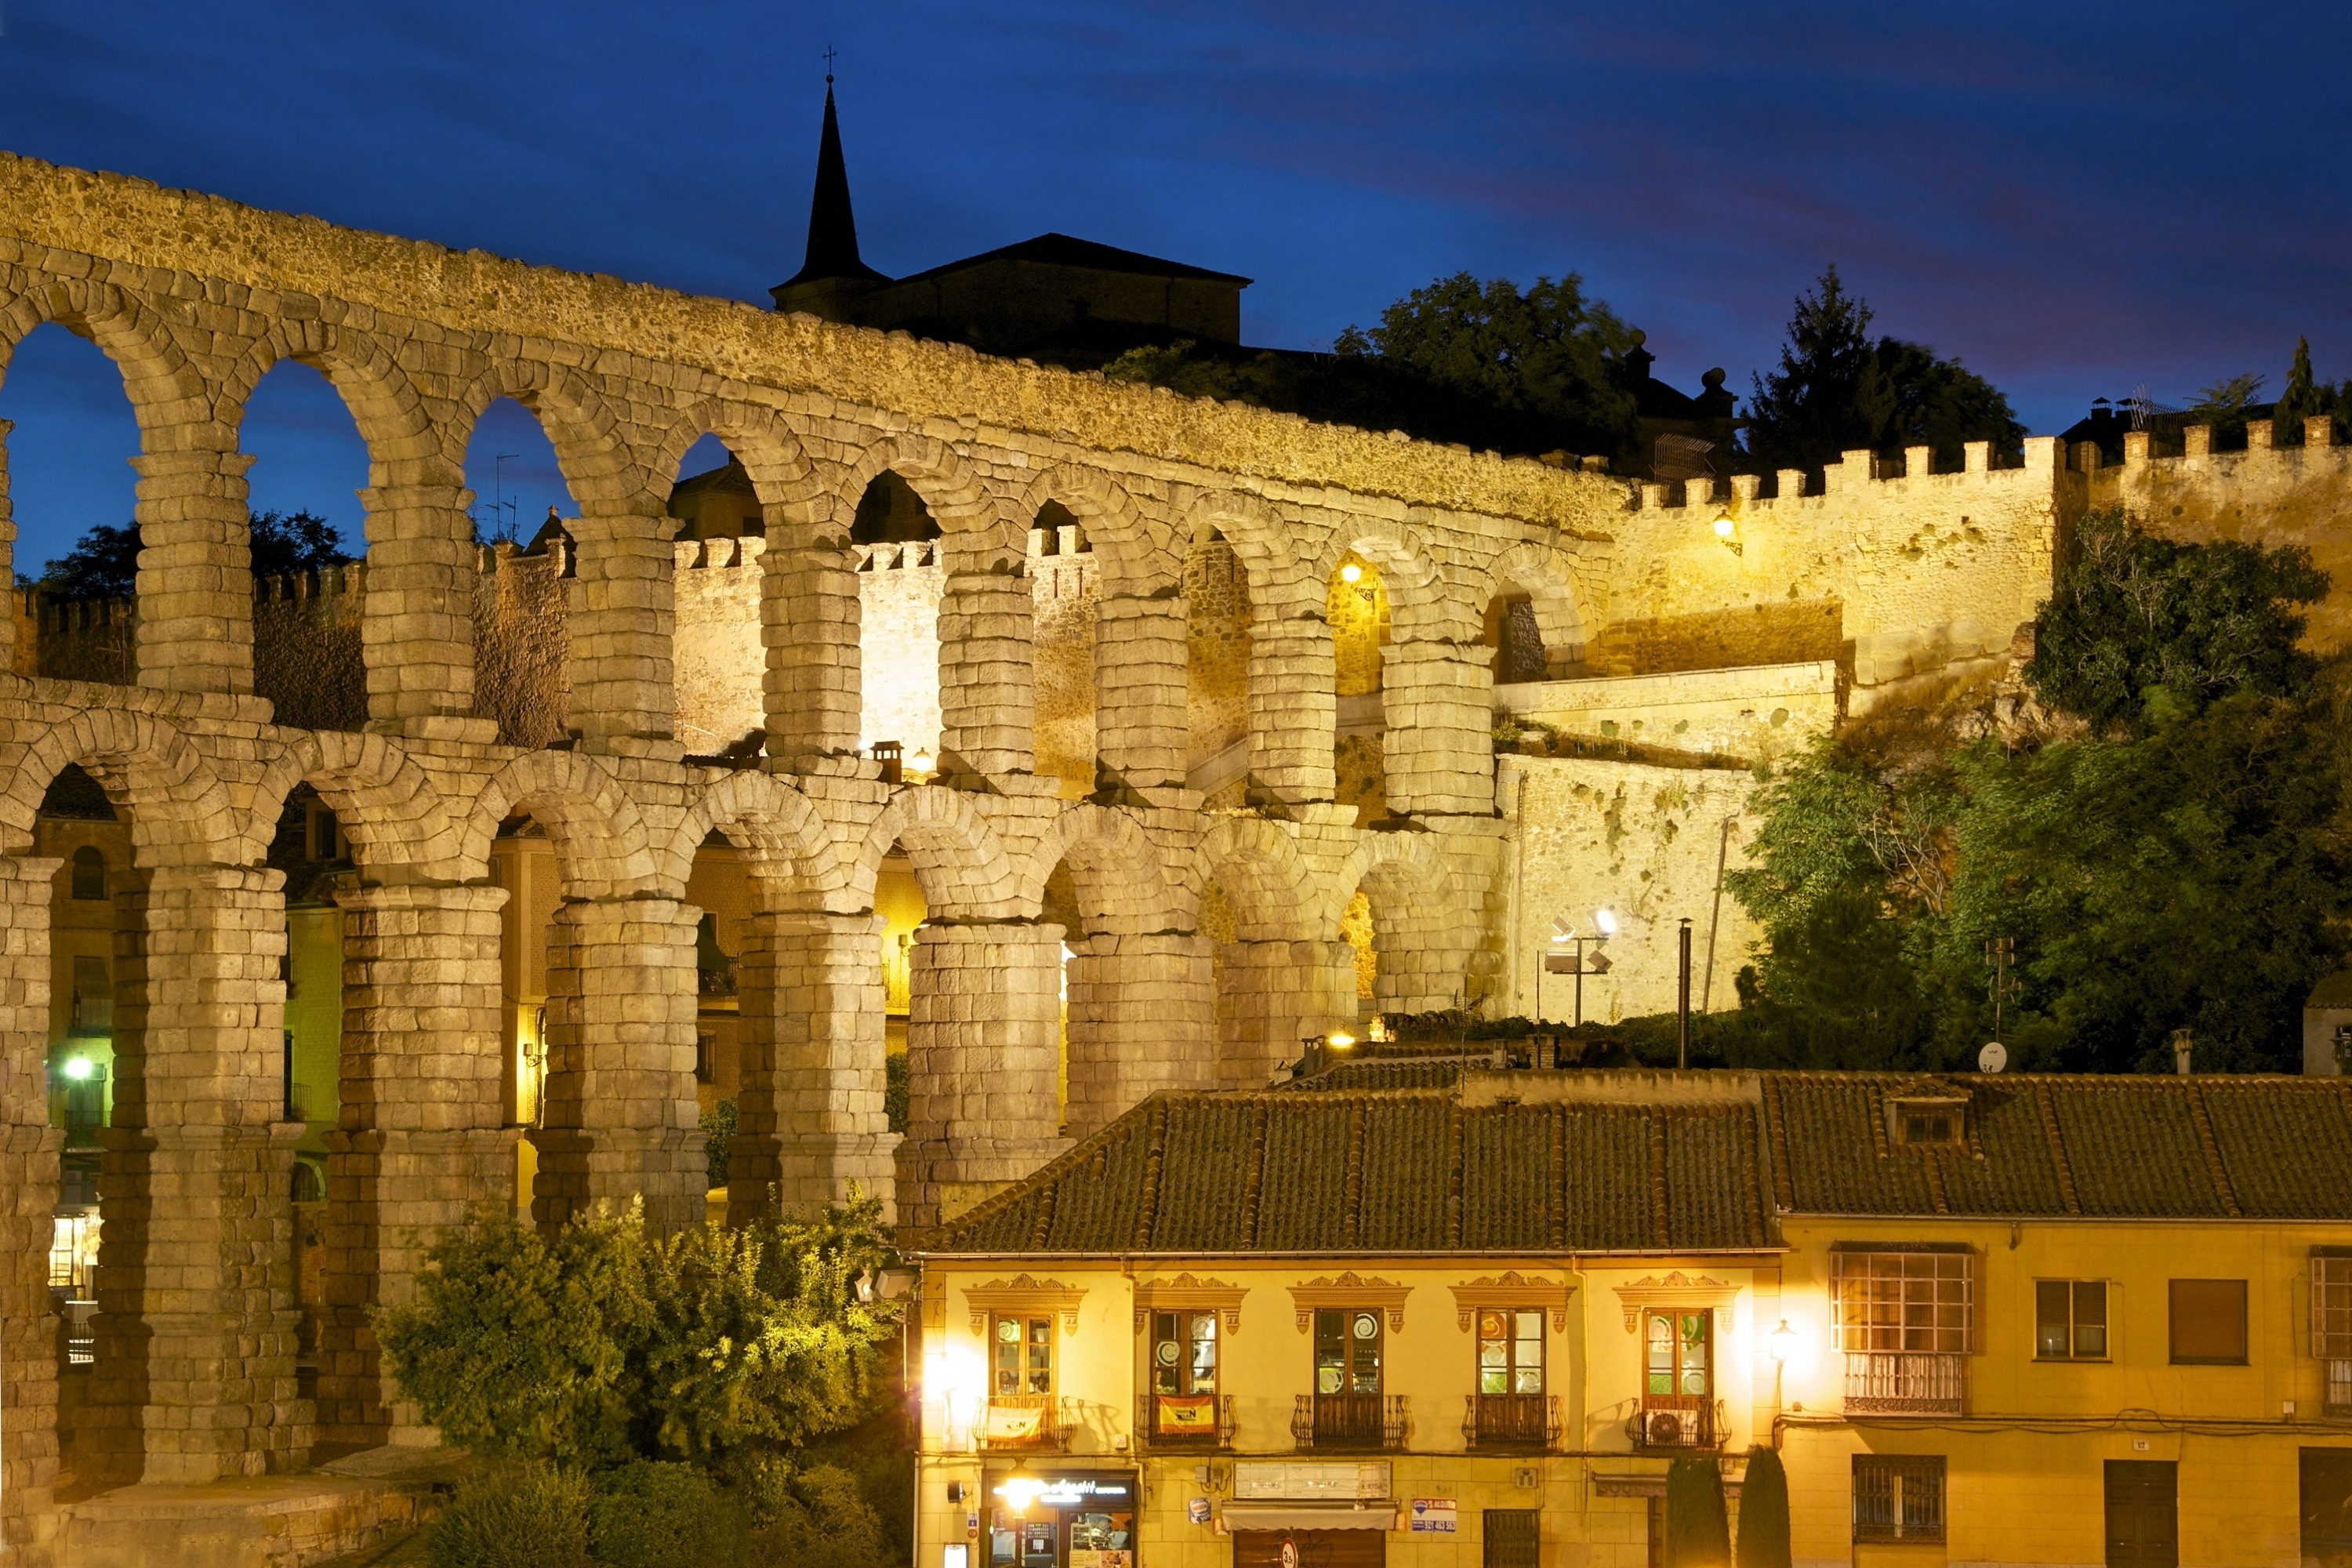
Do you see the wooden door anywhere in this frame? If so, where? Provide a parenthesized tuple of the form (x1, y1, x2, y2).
(2305, 1448, 2352, 1568)
(1232, 1529, 1387, 1568)
(2104, 1460, 2178, 1568)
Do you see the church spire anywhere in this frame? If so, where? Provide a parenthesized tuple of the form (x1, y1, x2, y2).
(784, 77, 887, 289)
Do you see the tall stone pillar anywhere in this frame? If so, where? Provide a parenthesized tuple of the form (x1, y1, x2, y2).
(938, 572, 1034, 779)
(897, 924, 1066, 1230)
(358, 482, 498, 741)
(1094, 595, 1188, 789)
(1381, 641, 1494, 816)
(529, 897, 702, 1232)
(762, 527, 862, 767)
(1247, 616, 1336, 804)
(728, 911, 898, 1225)
(318, 884, 517, 1448)
(564, 514, 677, 754)
(131, 445, 258, 697)
(89, 866, 306, 1483)
(1064, 933, 1214, 1138)
(0, 856, 62, 1560)
(1214, 938, 1358, 1091)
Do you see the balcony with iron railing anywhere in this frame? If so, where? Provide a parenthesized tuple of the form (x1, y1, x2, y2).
(1628, 1394, 1720, 1450)
(1463, 1393, 1560, 1451)
(978, 1393, 1073, 1453)
(1843, 1351, 1966, 1415)
(1136, 1391, 1236, 1450)
(1292, 1392, 1409, 1452)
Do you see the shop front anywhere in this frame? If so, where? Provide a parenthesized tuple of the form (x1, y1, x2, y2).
(1219, 1461, 1396, 1568)
(985, 1468, 1138, 1568)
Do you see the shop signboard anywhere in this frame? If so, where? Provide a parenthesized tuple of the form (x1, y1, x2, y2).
(1408, 1498, 1458, 1534)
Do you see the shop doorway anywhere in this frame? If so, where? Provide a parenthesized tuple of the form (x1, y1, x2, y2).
(986, 1471, 1135, 1567)
(1232, 1530, 1386, 1568)
(2304, 1449, 2352, 1568)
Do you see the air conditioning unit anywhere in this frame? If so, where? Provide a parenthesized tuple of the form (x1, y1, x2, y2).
(1640, 1408, 1692, 1446)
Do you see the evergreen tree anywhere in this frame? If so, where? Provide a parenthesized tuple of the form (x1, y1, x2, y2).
(1734, 1448, 1792, 1568)
(34, 510, 351, 600)
(2275, 337, 2324, 439)
(1744, 266, 2023, 474)
(1664, 1455, 1732, 1568)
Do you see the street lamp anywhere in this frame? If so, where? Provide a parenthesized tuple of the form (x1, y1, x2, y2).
(1541, 912, 1615, 1027)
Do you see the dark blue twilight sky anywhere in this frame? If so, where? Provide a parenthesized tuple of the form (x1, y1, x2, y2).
(0, 1, 2347, 570)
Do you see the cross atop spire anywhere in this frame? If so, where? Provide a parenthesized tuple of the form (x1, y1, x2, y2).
(780, 74, 888, 292)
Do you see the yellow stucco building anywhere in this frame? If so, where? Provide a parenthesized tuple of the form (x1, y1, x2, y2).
(910, 1065, 2352, 1568)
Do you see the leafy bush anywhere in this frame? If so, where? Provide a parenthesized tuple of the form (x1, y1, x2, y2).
(741, 1459, 890, 1568)
(426, 1461, 592, 1568)
(588, 1461, 749, 1568)
(1664, 1454, 1731, 1568)
(1735, 1447, 1792, 1568)
(701, 1098, 738, 1189)
(378, 1196, 900, 1473)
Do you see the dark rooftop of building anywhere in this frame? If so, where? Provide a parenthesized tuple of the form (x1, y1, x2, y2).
(924, 1071, 2352, 1257)
(886, 231, 1250, 289)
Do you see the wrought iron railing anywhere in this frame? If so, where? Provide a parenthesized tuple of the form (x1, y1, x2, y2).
(1463, 1392, 1559, 1450)
(2326, 1358, 2352, 1418)
(1843, 1351, 1966, 1414)
(978, 1393, 1073, 1453)
(1628, 1393, 1719, 1450)
(1291, 1392, 1408, 1451)
(1136, 1391, 1236, 1450)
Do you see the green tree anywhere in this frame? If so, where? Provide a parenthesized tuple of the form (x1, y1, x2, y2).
(2186, 372, 2265, 437)
(1333, 270, 1639, 453)
(1734, 1448, 1792, 1568)
(1744, 266, 2023, 473)
(377, 1196, 901, 1474)
(2025, 506, 2327, 737)
(34, 509, 351, 599)
(1664, 1454, 1732, 1568)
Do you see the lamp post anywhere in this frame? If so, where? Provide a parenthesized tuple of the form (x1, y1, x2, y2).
(1542, 911, 1615, 1027)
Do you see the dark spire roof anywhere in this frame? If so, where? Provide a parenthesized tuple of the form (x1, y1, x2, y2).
(785, 82, 887, 288)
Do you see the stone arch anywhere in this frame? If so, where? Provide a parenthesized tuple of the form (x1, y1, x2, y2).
(649, 395, 829, 520)
(837, 433, 1013, 564)
(849, 785, 1022, 920)
(1014, 465, 1170, 596)
(663, 767, 843, 909)
(1194, 815, 1322, 942)
(448, 358, 644, 514)
(1307, 512, 1464, 640)
(1331, 833, 1472, 1015)
(218, 321, 445, 489)
(0, 709, 238, 867)
(1482, 540, 1590, 669)
(456, 750, 659, 895)
(0, 273, 213, 434)
(1182, 489, 1308, 612)
(238, 730, 461, 875)
(1021, 802, 1174, 936)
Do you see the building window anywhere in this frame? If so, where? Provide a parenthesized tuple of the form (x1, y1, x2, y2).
(1152, 1310, 1217, 1396)
(1889, 1096, 1966, 1149)
(1853, 1455, 1946, 1542)
(1479, 1309, 1544, 1396)
(2314, 1253, 2352, 1415)
(1646, 1309, 1711, 1398)
(2037, 1280, 2110, 1359)
(2169, 1279, 2249, 1365)
(1833, 1250, 1973, 1352)
(993, 1315, 1053, 1396)
(1314, 1307, 1383, 1395)
(69, 845, 106, 901)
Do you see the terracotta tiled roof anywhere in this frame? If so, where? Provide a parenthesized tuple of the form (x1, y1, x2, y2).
(926, 1071, 2352, 1258)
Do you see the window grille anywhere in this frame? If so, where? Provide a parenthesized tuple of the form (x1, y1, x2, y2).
(1832, 1250, 1973, 1353)
(1853, 1455, 1945, 1542)
(2314, 1254, 2352, 1414)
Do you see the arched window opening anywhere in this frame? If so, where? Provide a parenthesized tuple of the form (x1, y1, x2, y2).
(855, 474, 943, 764)
(684, 829, 753, 1199)
(1040, 860, 1084, 1125)
(1185, 528, 1253, 807)
(242, 360, 368, 732)
(70, 845, 107, 902)
(5, 324, 143, 685)
(468, 400, 580, 749)
(665, 435, 769, 759)
(1328, 551, 1389, 696)
(1030, 501, 1098, 799)
(1484, 591, 1548, 685)
(877, 845, 927, 1137)
(1340, 889, 1377, 1018)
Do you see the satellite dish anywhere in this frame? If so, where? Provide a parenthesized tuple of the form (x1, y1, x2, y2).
(1978, 1041, 2008, 1074)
